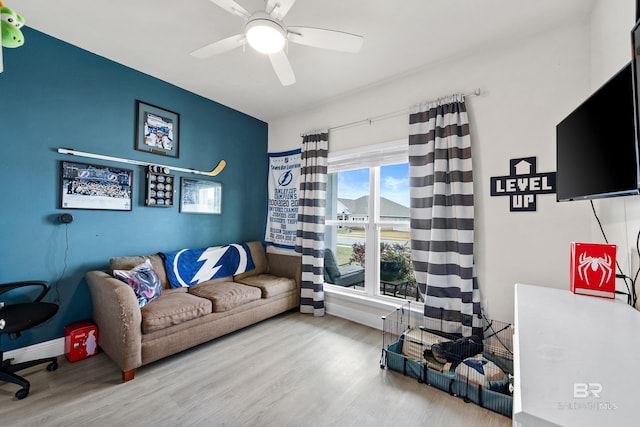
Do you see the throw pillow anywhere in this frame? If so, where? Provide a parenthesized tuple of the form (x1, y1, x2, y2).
(113, 259, 162, 307)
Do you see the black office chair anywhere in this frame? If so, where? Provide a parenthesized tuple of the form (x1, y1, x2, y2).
(0, 281, 59, 399)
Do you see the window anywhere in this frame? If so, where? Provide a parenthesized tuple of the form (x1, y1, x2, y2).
(324, 140, 416, 301)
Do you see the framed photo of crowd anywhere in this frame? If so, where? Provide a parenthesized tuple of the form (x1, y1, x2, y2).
(61, 161, 133, 211)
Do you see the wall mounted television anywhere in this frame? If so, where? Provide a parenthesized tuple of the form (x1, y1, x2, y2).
(556, 61, 639, 202)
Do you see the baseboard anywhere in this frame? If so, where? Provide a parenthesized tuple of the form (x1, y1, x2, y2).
(326, 301, 384, 330)
(4, 338, 64, 364)
(324, 286, 427, 331)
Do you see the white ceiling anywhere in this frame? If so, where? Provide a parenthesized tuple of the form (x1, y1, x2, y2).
(11, 0, 595, 122)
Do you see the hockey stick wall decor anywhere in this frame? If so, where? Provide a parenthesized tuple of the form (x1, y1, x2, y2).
(57, 148, 226, 177)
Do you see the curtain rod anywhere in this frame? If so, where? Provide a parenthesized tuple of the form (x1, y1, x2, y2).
(325, 88, 481, 134)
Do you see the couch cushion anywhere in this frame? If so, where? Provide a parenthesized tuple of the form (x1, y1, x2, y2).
(110, 254, 170, 290)
(233, 241, 269, 281)
(235, 274, 297, 298)
(113, 259, 163, 307)
(188, 281, 261, 312)
(140, 291, 212, 334)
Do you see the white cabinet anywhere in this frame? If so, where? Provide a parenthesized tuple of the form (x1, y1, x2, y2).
(513, 283, 640, 426)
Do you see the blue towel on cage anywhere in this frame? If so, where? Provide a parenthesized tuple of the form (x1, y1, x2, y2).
(160, 243, 255, 288)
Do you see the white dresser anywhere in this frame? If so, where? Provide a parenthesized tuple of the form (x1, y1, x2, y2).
(513, 283, 640, 426)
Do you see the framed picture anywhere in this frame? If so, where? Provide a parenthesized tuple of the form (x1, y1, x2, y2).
(180, 178, 222, 214)
(135, 100, 180, 158)
(61, 161, 133, 211)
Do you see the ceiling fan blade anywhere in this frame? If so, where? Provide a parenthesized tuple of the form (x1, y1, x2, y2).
(190, 34, 245, 58)
(269, 50, 296, 86)
(208, 0, 250, 19)
(288, 27, 364, 53)
(266, 0, 297, 20)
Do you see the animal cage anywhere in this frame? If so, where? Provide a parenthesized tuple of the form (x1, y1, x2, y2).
(380, 301, 514, 418)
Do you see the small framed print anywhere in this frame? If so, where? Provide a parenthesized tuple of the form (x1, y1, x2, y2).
(180, 178, 222, 214)
(135, 100, 180, 158)
(61, 161, 133, 211)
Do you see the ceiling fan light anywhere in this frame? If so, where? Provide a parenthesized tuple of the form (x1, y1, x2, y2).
(246, 18, 286, 54)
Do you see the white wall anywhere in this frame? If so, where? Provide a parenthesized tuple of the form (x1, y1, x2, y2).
(591, 0, 636, 87)
(590, 0, 640, 306)
(269, 20, 594, 324)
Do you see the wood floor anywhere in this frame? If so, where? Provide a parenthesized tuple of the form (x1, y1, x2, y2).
(0, 313, 511, 427)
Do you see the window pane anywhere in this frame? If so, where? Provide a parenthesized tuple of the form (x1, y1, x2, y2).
(379, 224, 418, 301)
(334, 168, 369, 221)
(379, 163, 416, 301)
(324, 224, 366, 292)
(380, 163, 409, 221)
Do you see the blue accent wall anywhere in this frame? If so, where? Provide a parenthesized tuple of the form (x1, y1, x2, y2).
(0, 29, 268, 350)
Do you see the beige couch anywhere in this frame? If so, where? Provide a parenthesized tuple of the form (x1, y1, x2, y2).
(86, 241, 300, 382)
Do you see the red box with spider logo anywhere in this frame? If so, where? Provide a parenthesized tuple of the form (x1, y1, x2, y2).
(570, 242, 617, 299)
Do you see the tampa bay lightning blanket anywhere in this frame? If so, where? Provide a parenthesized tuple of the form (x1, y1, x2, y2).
(160, 243, 255, 288)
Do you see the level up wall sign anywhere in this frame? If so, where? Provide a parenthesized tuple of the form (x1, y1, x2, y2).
(490, 157, 556, 212)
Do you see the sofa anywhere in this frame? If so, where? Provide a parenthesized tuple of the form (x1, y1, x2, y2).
(86, 241, 301, 382)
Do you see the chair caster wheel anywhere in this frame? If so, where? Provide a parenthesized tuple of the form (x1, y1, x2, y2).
(15, 388, 29, 400)
(47, 362, 58, 372)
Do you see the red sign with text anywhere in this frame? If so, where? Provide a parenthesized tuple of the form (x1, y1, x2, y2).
(570, 242, 617, 299)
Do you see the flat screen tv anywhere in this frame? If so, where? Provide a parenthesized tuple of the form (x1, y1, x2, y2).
(556, 62, 639, 201)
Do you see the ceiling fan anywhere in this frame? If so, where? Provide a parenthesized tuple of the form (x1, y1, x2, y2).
(191, 0, 364, 86)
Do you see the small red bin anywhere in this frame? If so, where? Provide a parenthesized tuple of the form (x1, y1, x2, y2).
(64, 321, 98, 362)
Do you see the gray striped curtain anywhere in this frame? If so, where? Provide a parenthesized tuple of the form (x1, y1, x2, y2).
(295, 131, 328, 316)
(408, 94, 483, 337)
